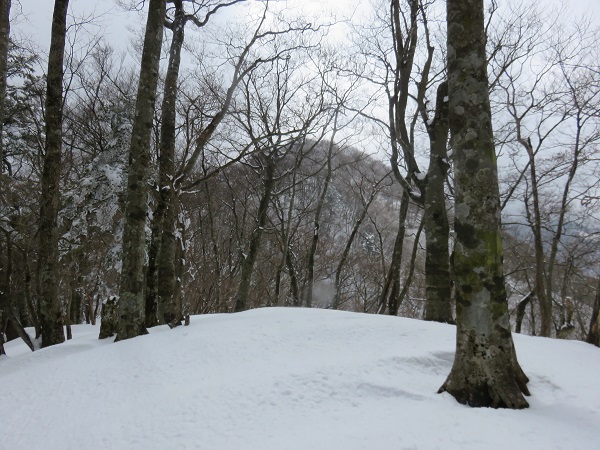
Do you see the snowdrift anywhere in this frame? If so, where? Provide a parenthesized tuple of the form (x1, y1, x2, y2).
(1, 308, 599, 449)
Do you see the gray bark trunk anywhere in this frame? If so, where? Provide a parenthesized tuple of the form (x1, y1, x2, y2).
(0, 0, 10, 173)
(99, 296, 118, 339)
(156, 1, 185, 326)
(115, 0, 166, 341)
(38, 0, 69, 348)
(439, 0, 529, 408)
(587, 279, 600, 347)
(423, 81, 452, 323)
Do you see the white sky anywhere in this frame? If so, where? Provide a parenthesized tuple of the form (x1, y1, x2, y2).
(14, 0, 599, 57)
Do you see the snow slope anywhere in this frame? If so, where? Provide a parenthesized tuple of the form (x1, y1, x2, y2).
(1, 308, 599, 450)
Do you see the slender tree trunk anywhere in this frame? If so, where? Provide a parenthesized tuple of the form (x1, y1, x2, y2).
(115, 0, 166, 341)
(0, 0, 11, 355)
(386, 194, 409, 316)
(38, 0, 69, 348)
(333, 187, 380, 310)
(0, 0, 10, 174)
(543, 116, 582, 336)
(203, 181, 224, 311)
(423, 81, 453, 323)
(587, 278, 600, 347)
(0, 228, 10, 356)
(305, 123, 338, 308)
(515, 291, 534, 334)
(377, 191, 409, 315)
(396, 217, 424, 310)
(285, 250, 300, 307)
(439, 0, 529, 408)
(144, 209, 161, 327)
(234, 158, 276, 312)
(524, 142, 551, 337)
(0, 313, 5, 355)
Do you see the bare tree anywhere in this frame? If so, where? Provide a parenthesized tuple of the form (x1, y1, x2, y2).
(438, 0, 529, 408)
(113, 0, 166, 342)
(37, 0, 69, 348)
(587, 278, 600, 347)
(495, 11, 600, 337)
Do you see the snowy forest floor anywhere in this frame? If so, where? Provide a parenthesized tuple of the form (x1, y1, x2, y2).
(1, 308, 599, 449)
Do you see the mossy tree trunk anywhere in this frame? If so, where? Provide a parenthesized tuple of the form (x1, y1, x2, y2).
(38, 0, 69, 348)
(439, 0, 530, 409)
(115, 0, 166, 342)
(423, 81, 452, 323)
(155, 0, 185, 326)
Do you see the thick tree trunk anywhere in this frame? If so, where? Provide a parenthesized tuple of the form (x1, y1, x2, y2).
(586, 279, 600, 347)
(99, 296, 118, 339)
(115, 0, 166, 341)
(439, 0, 529, 408)
(156, 3, 185, 325)
(423, 81, 452, 323)
(38, 0, 69, 348)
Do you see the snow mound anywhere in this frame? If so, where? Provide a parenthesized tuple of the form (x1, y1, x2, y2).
(1, 308, 599, 449)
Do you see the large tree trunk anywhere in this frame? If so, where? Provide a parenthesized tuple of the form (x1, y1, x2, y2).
(156, 1, 185, 326)
(37, 0, 69, 348)
(423, 81, 452, 323)
(438, 0, 529, 409)
(115, 0, 166, 341)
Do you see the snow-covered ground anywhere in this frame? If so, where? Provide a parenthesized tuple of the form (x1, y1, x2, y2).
(1, 308, 599, 449)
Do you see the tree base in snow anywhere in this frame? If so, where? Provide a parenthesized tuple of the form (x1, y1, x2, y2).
(438, 332, 530, 409)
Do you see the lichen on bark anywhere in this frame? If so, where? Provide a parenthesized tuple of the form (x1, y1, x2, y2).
(439, 0, 529, 408)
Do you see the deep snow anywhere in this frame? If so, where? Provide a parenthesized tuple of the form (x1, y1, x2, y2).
(1, 308, 599, 449)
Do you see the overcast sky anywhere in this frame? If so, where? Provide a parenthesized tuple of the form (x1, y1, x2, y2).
(14, 0, 599, 57)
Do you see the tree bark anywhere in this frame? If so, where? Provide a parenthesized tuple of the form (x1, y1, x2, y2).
(385, 191, 409, 316)
(0, 0, 10, 173)
(439, 0, 529, 408)
(586, 278, 600, 347)
(115, 0, 166, 341)
(156, 0, 185, 326)
(234, 157, 276, 312)
(38, 0, 69, 348)
(520, 138, 551, 337)
(423, 81, 452, 323)
(515, 291, 533, 334)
